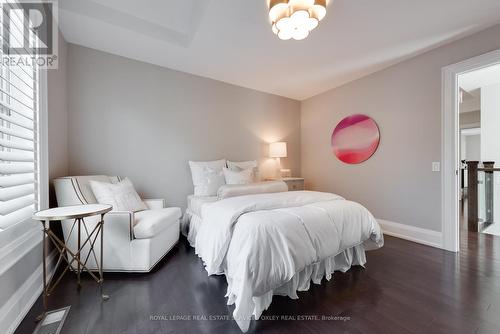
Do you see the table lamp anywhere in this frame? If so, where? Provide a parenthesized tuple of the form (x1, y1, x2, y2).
(269, 142, 290, 178)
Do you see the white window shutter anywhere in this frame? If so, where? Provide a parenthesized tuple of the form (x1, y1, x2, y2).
(0, 3, 39, 230)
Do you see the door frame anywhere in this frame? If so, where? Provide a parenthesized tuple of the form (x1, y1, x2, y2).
(441, 48, 500, 252)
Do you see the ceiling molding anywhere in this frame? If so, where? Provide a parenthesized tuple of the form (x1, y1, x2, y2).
(60, 0, 209, 48)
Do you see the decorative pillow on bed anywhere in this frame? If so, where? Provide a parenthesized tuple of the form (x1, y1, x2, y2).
(189, 159, 226, 196)
(89, 177, 147, 212)
(217, 181, 288, 199)
(223, 167, 253, 185)
(227, 160, 257, 170)
(227, 160, 259, 181)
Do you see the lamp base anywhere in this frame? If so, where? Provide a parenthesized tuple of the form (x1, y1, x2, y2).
(280, 169, 291, 178)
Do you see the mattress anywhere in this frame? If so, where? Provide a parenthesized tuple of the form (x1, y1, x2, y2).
(182, 195, 218, 246)
(187, 195, 218, 217)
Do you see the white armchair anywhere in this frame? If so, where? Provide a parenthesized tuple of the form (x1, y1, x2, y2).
(53, 175, 181, 272)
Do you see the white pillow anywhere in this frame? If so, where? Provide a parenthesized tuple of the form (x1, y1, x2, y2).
(189, 159, 226, 196)
(89, 177, 147, 212)
(223, 167, 253, 185)
(227, 160, 259, 181)
(227, 160, 258, 170)
(217, 181, 288, 199)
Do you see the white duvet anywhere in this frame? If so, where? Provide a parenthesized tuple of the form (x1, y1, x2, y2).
(193, 191, 383, 332)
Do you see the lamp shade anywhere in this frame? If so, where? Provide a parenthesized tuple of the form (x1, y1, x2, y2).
(269, 142, 287, 158)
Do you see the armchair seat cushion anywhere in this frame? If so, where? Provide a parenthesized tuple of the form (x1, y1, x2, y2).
(134, 207, 182, 239)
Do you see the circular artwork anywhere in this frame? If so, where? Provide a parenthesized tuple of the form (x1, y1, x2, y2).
(331, 114, 380, 164)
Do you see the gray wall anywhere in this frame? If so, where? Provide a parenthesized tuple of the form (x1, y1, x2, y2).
(301, 23, 500, 232)
(67, 44, 301, 209)
(48, 31, 69, 204)
(480, 83, 500, 163)
(464, 135, 481, 161)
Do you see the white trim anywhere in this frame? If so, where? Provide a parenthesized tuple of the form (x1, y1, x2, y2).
(441, 48, 500, 252)
(0, 250, 56, 334)
(377, 219, 443, 249)
(38, 69, 49, 211)
(0, 227, 41, 275)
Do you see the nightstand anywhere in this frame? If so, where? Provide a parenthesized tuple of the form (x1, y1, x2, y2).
(282, 177, 305, 191)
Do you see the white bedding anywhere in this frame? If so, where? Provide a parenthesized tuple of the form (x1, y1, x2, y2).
(187, 195, 218, 216)
(189, 190, 384, 332)
(182, 195, 218, 246)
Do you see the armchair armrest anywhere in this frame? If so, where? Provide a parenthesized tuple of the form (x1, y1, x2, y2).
(143, 199, 166, 209)
(105, 211, 135, 240)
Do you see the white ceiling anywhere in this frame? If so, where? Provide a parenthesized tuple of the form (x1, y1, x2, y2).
(460, 63, 500, 92)
(459, 63, 500, 113)
(58, 0, 500, 100)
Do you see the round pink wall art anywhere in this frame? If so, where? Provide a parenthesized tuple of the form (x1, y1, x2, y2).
(331, 114, 380, 164)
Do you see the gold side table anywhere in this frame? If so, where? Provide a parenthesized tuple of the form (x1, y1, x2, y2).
(33, 204, 112, 321)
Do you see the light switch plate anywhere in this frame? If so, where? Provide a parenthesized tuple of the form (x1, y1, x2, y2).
(432, 162, 440, 172)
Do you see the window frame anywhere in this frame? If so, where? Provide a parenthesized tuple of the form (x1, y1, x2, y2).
(0, 36, 48, 266)
(0, 2, 49, 229)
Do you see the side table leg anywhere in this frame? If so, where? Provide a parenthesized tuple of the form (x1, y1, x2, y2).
(77, 218, 81, 289)
(36, 221, 48, 322)
(100, 214, 109, 301)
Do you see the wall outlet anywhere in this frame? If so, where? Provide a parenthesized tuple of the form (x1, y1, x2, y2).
(432, 162, 441, 172)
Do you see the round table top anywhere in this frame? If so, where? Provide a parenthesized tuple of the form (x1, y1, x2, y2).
(33, 204, 113, 221)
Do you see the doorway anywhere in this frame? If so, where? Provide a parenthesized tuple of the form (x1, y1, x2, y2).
(442, 49, 500, 252)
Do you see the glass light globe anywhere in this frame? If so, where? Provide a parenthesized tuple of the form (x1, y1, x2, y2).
(278, 29, 293, 40)
(270, 0, 327, 40)
(307, 17, 319, 30)
(276, 17, 291, 31)
(290, 10, 310, 28)
(292, 27, 310, 40)
(312, 4, 327, 21)
(269, 3, 288, 22)
(272, 23, 279, 35)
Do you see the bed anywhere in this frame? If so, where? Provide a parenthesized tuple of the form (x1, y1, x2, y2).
(182, 194, 218, 245)
(182, 186, 383, 332)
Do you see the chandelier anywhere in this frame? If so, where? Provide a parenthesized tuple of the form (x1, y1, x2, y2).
(268, 0, 328, 40)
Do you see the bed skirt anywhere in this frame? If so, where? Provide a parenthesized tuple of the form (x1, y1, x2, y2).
(225, 243, 367, 331)
(181, 210, 203, 246)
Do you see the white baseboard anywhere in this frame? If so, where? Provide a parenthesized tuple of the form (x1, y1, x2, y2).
(0, 250, 57, 334)
(377, 219, 443, 249)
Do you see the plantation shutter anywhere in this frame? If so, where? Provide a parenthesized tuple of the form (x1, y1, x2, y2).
(0, 3, 39, 230)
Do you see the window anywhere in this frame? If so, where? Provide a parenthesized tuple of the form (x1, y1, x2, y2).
(0, 6, 41, 232)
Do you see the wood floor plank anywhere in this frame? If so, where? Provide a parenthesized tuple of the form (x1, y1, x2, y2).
(14, 225, 500, 334)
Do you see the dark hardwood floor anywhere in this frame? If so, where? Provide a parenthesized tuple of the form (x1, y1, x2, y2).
(15, 224, 500, 334)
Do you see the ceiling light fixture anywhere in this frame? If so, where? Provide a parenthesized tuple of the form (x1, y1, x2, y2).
(268, 0, 328, 41)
